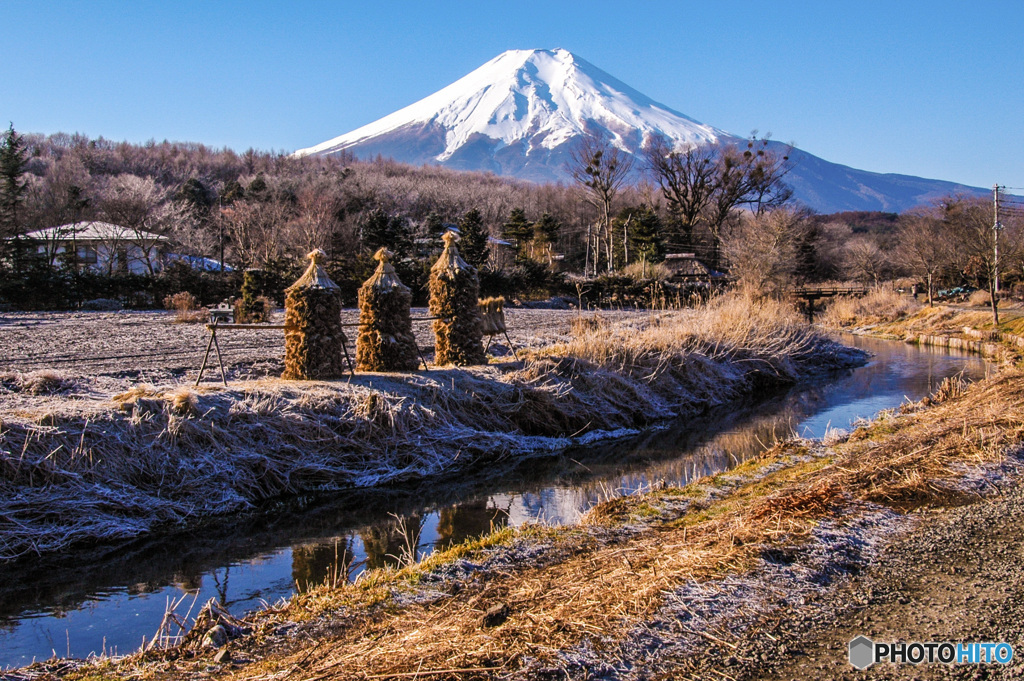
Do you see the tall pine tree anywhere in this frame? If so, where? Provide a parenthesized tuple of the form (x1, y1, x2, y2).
(627, 205, 665, 272)
(533, 212, 562, 265)
(361, 208, 413, 258)
(423, 211, 447, 252)
(457, 208, 490, 268)
(502, 207, 533, 261)
(0, 124, 28, 238)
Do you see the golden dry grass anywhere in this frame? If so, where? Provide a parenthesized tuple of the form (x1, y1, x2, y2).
(162, 291, 206, 324)
(80, 368, 1024, 681)
(0, 296, 854, 562)
(820, 288, 921, 328)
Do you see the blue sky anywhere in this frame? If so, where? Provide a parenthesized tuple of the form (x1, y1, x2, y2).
(4, 0, 1022, 191)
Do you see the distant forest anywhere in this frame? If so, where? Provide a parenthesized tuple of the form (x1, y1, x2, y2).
(0, 127, 1019, 309)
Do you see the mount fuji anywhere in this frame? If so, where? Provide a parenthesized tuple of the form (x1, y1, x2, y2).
(295, 49, 983, 213)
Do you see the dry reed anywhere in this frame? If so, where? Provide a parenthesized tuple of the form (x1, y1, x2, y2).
(820, 288, 920, 328)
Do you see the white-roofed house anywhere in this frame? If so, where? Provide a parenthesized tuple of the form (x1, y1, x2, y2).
(22, 221, 169, 275)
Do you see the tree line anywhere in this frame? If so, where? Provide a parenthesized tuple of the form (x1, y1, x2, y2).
(0, 124, 1018, 310)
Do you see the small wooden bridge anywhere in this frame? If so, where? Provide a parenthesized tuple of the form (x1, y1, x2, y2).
(790, 287, 869, 323)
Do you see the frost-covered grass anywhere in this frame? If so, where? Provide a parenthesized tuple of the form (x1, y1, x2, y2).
(0, 296, 860, 561)
(266, 370, 1024, 680)
(45, 363, 1024, 681)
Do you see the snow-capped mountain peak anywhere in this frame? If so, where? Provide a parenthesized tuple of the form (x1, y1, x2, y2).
(295, 49, 986, 212)
(295, 48, 729, 163)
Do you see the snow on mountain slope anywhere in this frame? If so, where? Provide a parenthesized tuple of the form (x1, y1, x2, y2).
(296, 48, 731, 160)
(296, 48, 986, 213)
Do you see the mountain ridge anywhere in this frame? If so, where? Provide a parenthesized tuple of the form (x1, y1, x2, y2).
(296, 48, 985, 213)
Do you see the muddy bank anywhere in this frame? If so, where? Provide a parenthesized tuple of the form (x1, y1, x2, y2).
(0, 298, 863, 561)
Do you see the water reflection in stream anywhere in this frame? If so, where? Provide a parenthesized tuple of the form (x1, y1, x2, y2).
(0, 335, 990, 668)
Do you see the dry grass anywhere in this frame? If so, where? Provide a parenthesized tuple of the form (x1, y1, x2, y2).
(56, 367, 1024, 681)
(545, 295, 855, 386)
(825, 295, 1024, 362)
(620, 261, 672, 282)
(162, 292, 206, 324)
(0, 296, 858, 562)
(8, 370, 73, 395)
(820, 288, 921, 328)
(969, 289, 995, 307)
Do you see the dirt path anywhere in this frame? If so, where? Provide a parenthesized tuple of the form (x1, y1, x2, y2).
(699, 483, 1024, 681)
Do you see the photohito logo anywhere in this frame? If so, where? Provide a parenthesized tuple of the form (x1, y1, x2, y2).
(849, 635, 1014, 669)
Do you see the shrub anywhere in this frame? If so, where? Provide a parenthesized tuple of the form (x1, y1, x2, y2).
(81, 298, 122, 311)
(237, 269, 269, 323)
(968, 289, 993, 307)
(234, 295, 274, 324)
(163, 291, 206, 323)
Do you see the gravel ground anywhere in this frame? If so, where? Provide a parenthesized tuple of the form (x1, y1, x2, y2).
(0, 308, 648, 383)
(688, 478, 1024, 681)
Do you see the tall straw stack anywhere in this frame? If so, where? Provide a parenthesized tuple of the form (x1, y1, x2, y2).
(282, 249, 348, 380)
(356, 248, 420, 372)
(429, 230, 486, 366)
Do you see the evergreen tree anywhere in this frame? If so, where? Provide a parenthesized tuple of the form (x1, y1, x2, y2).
(361, 207, 413, 258)
(177, 177, 214, 216)
(533, 212, 562, 265)
(220, 179, 245, 204)
(423, 212, 446, 239)
(0, 124, 29, 237)
(622, 205, 664, 276)
(457, 208, 490, 268)
(502, 207, 533, 261)
(422, 211, 448, 252)
(246, 173, 269, 199)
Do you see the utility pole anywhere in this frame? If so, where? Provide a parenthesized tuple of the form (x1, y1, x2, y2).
(219, 195, 225, 273)
(990, 183, 1004, 326)
(994, 184, 1003, 294)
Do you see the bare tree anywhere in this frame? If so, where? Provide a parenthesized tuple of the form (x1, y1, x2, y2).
(289, 184, 342, 254)
(98, 174, 183, 274)
(843, 234, 893, 286)
(896, 210, 954, 306)
(722, 207, 809, 297)
(643, 133, 717, 251)
(568, 134, 634, 274)
(646, 135, 792, 266)
(702, 139, 793, 267)
(941, 196, 1021, 324)
(220, 199, 291, 269)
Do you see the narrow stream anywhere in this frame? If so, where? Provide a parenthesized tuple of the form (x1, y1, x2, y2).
(0, 335, 990, 669)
